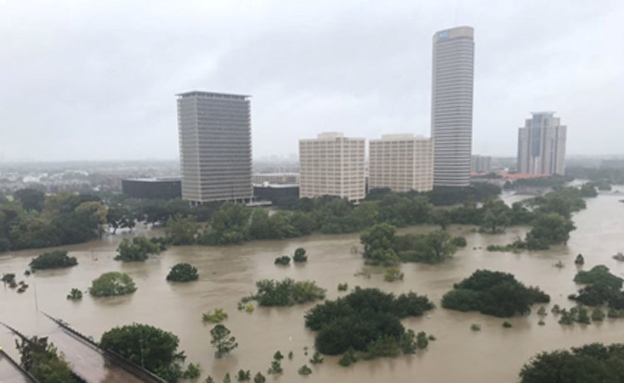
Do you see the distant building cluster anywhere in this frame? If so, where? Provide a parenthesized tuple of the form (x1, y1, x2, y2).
(173, 25, 568, 205)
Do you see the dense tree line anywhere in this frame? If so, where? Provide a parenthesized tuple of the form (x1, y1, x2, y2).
(304, 287, 434, 357)
(441, 270, 550, 317)
(503, 175, 572, 190)
(360, 223, 461, 265)
(489, 186, 586, 251)
(0, 190, 107, 251)
(519, 343, 624, 383)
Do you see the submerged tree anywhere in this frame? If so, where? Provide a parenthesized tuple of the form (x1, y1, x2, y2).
(210, 324, 238, 358)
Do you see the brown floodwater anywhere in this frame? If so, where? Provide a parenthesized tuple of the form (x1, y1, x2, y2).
(2, 191, 624, 383)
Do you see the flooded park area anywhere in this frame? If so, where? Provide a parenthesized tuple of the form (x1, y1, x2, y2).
(2, 192, 624, 382)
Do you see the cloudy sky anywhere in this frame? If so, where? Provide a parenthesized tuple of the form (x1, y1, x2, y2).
(1, 0, 623, 161)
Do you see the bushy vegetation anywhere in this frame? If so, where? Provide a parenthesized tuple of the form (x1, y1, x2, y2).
(248, 279, 326, 306)
(100, 323, 187, 382)
(337, 283, 348, 291)
(90, 272, 137, 297)
(519, 343, 624, 383)
(274, 256, 291, 265)
(115, 236, 166, 262)
(203, 308, 228, 323)
(183, 363, 201, 379)
(0, 191, 107, 252)
(451, 236, 467, 247)
(166, 263, 199, 282)
(66, 288, 83, 300)
(568, 265, 624, 309)
(293, 248, 307, 263)
(166, 215, 200, 245)
(441, 270, 550, 317)
(16, 336, 79, 383)
(298, 365, 312, 375)
(29, 250, 78, 270)
(304, 287, 434, 356)
(384, 268, 404, 282)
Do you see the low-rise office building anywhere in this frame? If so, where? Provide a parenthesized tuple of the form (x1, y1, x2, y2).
(369, 134, 434, 193)
(121, 178, 182, 199)
(299, 132, 365, 201)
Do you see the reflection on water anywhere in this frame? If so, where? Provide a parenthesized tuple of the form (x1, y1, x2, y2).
(1, 193, 624, 382)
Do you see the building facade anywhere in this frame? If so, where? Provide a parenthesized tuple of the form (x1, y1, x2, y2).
(471, 155, 492, 173)
(253, 184, 299, 205)
(251, 173, 299, 185)
(177, 91, 253, 203)
(369, 134, 434, 193)
(431, 26, 475, 187)
(299, 132, 365, 201)
(517, 112, 567, 175)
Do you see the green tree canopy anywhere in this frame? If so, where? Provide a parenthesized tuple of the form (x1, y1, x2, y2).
(100, 323, 185, 382)
(90, 272, 137, 297)
(166, 263, 199, 282)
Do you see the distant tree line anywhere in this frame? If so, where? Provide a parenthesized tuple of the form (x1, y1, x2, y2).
(0, 189, 107, 251)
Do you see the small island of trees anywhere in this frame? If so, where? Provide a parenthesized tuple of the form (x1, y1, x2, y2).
(29, 250, 77, 270)
(568, 265, 624, 309)
(246, 278, 326, 306)
(304, 287, 434, 359)
(361, 223, 460, 266)
(90, 272, 137, 297)
(519, 343, 624, 383)
(166, 263, 199, 282)
(442, 270, 550, 317)
(115, 236, 166, 262)
(100, 323, 194, 382)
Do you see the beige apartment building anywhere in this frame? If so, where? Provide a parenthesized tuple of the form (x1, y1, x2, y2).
(369, 134, 434, 193)
(299, 132, 365, 201)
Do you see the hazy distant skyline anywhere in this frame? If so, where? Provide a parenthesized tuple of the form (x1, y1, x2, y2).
(1, 0, 623, 161)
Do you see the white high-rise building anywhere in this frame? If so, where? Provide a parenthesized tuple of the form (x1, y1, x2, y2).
(369, 134, 434, 193)
(177, 91, 253, 203)
(517, 112, 567, 175)
(299, 132, 365, 201)
(431, 26, 475, 187)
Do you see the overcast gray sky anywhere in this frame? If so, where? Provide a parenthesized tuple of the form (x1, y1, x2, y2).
(1, 0, 623, 161)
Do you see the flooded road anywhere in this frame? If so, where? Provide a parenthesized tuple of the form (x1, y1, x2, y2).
(1, 192, 624, 382)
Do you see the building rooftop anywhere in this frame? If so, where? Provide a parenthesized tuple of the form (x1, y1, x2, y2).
(176, 91, 251, 100)
(531, 111, 556, 116)
(373, 134, 431, 141)
(122, 178, 182, 183)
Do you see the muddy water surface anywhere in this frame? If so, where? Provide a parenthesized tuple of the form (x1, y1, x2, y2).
(2, 193, 624, 383)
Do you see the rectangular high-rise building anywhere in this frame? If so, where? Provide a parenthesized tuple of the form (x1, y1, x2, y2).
(369, 134, 434, 193)
(471, 155, 492, 173)
(299, 132, 365, 201)
(517, 112, 567, 175)
(431, 26, 475, 187)
(177, 91, 252, 203)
